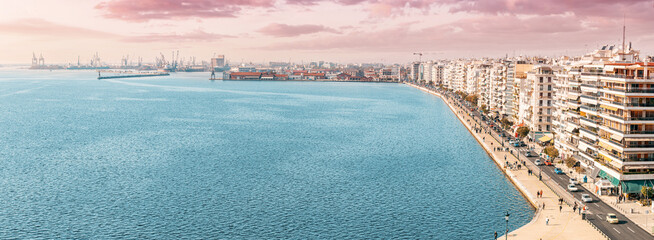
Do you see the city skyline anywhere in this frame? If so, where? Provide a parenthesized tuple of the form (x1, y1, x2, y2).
(1, 0, 653, 64)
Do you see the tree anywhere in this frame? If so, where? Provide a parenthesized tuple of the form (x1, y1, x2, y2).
(642, 186, 654, 199)
(516, 126, 530, 140)
(465, 94, 479, 106)
(480, 104, 489, 114)
(544, 146, 559, 159)
(564, 157, 576, 169)
(501, 118, 513, 129)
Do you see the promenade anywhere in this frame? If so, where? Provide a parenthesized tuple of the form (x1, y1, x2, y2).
(406, 82, 605, 239)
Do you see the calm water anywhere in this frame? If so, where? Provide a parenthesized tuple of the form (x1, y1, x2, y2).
(0, 68, 533, 239)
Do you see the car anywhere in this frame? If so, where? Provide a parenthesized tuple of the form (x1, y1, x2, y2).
(535, 159, 543, 166)
(499, 133, 506, 137)
(554, 168, 563, 174)
(518, 142, 527, 147)
(581, 194, 593, 203)
(569, 178, 578, 185)
(567, 184, 578, 192)
(606, 213, 619, 224)
(525, 152, 537, 157)
(544, 160, 553, 166)
(509, 139, 517, 144)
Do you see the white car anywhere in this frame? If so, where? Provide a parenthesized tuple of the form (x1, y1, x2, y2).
(567, 184, 578, 192)
(581, 194, 593, 203)
(569, 178, 578, 185)
(606, 213, 619, 224)
(535, 159, 543, 166)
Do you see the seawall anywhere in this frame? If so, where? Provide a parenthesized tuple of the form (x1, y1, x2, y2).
(405, 82, 605, 240)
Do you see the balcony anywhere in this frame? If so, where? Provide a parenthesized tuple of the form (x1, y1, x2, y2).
(600, 74, 654, 80)
(603, 87, 654, 94)
(626, 102, 654, 107)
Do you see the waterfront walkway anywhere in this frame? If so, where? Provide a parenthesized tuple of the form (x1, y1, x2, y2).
(407, 83, 605, 240)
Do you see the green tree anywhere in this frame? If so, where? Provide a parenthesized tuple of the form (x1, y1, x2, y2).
(501, 118, 513, 129)
(480, 104, 488, 114)
(516, 126, 530, 140)
(564, 157, 576, 169)
(544, 146, 559, 159)
(465, 94, 479, 106)
(642, 186, 654, 198)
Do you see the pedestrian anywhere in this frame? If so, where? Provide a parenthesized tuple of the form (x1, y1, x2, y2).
(545, 217, 549, 225)
(559, 205, 562, 212)
(573, 205, 577, 213)
(543, 202, 545, 209)
(494, 231, 498, 240)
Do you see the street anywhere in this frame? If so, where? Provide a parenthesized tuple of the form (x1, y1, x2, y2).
(438, 86, 654, 240)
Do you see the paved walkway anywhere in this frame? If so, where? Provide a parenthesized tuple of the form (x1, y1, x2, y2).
(408, 83, 605, 239)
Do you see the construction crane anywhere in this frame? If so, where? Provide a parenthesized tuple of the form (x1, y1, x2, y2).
(413, 52, 423, 62)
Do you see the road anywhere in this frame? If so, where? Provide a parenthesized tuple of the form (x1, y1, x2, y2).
(433, 85, 654, 240)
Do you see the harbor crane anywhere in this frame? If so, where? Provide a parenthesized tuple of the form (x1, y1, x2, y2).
(413, 52, 423, 62)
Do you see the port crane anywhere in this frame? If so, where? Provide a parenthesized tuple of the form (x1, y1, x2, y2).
(413, 52, 423, 62)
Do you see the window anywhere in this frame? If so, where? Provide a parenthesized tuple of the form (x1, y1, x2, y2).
(540, 77, 543, 83)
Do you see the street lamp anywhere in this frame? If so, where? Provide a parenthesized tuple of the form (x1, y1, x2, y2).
(504, 211, 510, 240)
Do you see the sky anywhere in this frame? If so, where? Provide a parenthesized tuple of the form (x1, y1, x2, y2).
(0, 0, 653, 65)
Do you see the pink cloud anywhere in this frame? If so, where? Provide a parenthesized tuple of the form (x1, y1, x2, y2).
(260, 13, 652, 54)
(95, 0, 276, 22)
(124, 30, 233, 42)
(0, 19, 117, 38)
(257, 23, 340, 37)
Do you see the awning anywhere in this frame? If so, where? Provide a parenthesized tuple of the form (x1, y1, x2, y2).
(567, 94, 578, 100)
(611, 134, 624, 142)
(578, 143, 589, 152)
(539, 135, 552, 142)
(598, 141, 615, 153)
(598, 170, 620, 187)
(566, 125, 577, 133)
(621, 180, 654, 194)
(600, 105, 619, 112)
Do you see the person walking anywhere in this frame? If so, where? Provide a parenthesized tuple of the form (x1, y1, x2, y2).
(559, 205, 562, 212)
(573, 205, 577, 213)
(545, 217, 549, 226)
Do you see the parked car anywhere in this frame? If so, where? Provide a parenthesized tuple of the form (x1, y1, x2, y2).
(581, 194, 593, 203)
(606, 213, 619, 224)
(514, 141, 526, 147)
(535, 160, 543, 166)
(544, 160, 553, 166)
(554, 168, 563, 174)
(499, 133, 506, 137)
(509, 139, 517, 144)
(567, 184, 578, 192)
(569, 178, 578, 185)
(525, 152, 537, 157)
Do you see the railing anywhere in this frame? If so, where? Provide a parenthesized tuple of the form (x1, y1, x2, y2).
(600, 74, 654, 80)
(580, 95, 599, 100)
(603, 87, 654, 93)
(580, 116, 600, 124)
(580, 83, 598, 88)
(581, 72, 602, 76)
(622, 130, 654, 134)
(580, 105, 598, 112)
(626, 144, 654, 148)
(625, 102, 654, 107)
(599, 99, 624, 106)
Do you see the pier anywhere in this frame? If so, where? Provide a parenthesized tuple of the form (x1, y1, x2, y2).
(97, 70, 170, 79)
